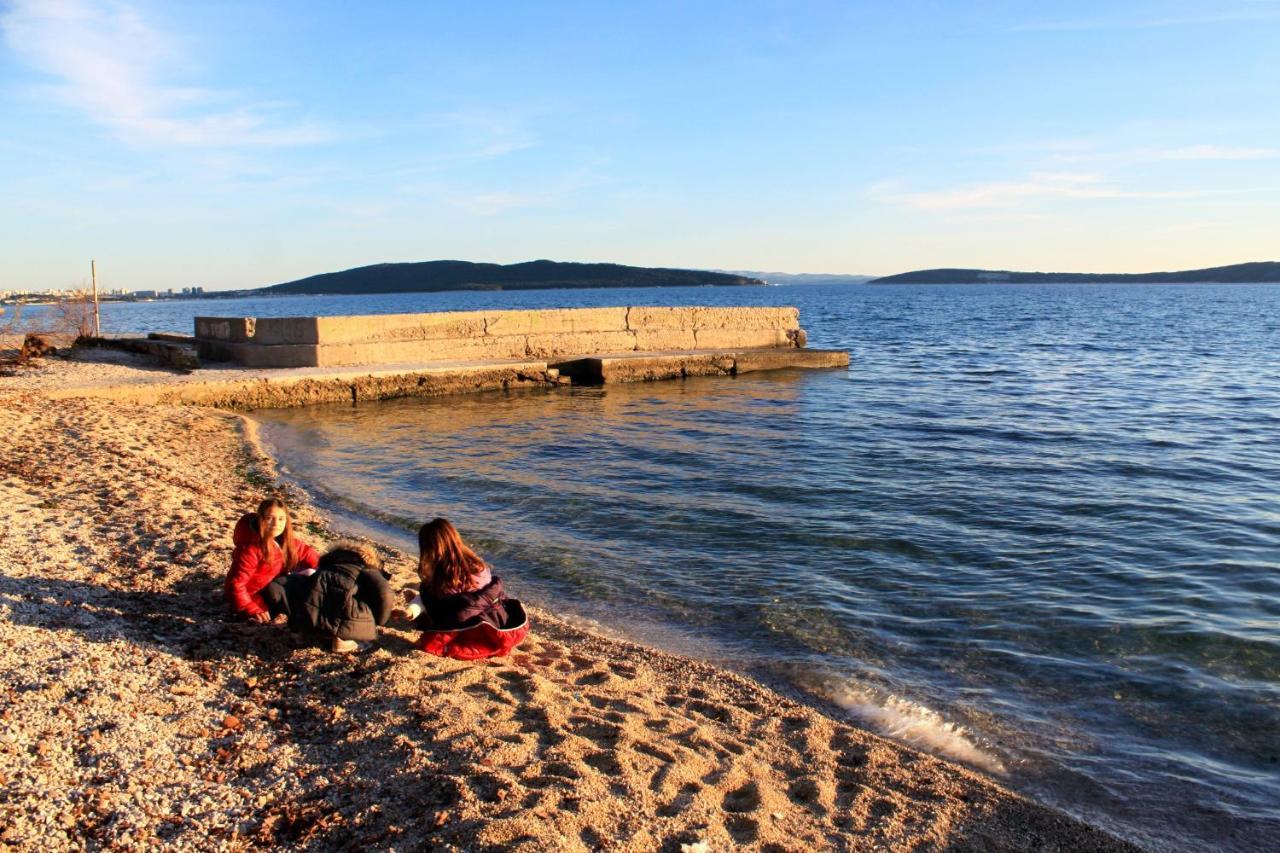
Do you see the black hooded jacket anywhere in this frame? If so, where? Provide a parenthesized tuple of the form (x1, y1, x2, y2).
(283, 548, 395, 641)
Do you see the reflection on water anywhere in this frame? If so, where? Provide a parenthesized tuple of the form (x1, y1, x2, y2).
(249, 283, 1279, 852)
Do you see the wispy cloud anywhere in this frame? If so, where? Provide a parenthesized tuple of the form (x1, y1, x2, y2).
(442, 157, 618, 217)
(1012, 6, 1280, 32)
(424, 108, 539, 160)
(1, 0, 329, 147)
(869, 172, 1205, 211)
(1147, 144, 1280, 161)
(1045, 144, 1280, 166)
(447, 191, 540, 216)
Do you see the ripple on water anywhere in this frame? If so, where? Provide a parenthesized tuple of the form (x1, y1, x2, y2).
(250, 283, 1280, 851)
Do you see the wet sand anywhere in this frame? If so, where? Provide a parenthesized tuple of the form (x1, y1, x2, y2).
(0, 351, 1137, 851)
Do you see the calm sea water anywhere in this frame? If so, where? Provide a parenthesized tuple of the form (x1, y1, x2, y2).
(88, 285, 1280, 850)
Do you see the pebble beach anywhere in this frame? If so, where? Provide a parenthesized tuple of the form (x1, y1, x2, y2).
(0, 348, 1137, 851)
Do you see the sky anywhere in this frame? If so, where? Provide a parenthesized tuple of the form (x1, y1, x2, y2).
(2, 0, 1278, 291)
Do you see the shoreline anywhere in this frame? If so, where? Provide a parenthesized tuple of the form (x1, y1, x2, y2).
(248, 414, 1014, 778)
(0, 353, 1139, 850)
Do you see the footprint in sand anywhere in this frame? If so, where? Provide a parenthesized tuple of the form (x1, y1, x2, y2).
(583, 750, 622, 775)
(573, 669, 616, 687)
(467, 772, 506, 803)
(725, 814, 760, 844)
(494, 669, 534, 702)
(787, 777, 828, 817)
(463, 682, 515, 706)
(567, 714, 623, 748)
(516, 707, 565, 748)
(656, 781, 702, 817)
(722, 780, 762, 813)
(608, 661, 638, 679)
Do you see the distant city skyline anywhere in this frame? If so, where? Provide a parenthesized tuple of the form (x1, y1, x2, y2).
(2, 0, 1278, 291)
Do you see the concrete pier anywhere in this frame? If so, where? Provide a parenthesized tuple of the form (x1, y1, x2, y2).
(41, 307, 847, 410)
(194, 306, 809, 369)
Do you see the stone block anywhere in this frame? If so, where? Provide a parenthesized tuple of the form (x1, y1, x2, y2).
(247, 317, 322, 345)
(195, 317, 254, 342)
(314, 337, 507, 367)
(486, 307, 629, 336)
(524, 330, 637, 359)
(632, 328, 698, 351)
(693, 307, 798, 331)
(207, 342, 320, 368)
(693, 328, 792, 349)
(317, 311, 490, 344)
(733, 348, 849, 373)
(626, 306, 700, 330)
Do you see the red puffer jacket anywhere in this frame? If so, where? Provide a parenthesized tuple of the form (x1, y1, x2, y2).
(414, 576, 530, 660)
(224, 513, 320, 617)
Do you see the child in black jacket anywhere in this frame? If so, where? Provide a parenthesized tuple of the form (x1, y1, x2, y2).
(277, 541, 394, 653)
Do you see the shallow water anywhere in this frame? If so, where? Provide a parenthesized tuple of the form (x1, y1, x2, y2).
(94, 283, 1280, 849)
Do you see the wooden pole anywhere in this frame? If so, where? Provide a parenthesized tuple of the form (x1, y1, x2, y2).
(90, 259, 101, 337)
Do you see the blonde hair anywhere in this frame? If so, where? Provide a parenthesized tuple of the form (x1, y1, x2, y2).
(327, 540, 383, 571)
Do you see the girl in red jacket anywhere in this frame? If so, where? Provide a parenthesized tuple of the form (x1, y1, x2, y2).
(224, 498, 320, 622)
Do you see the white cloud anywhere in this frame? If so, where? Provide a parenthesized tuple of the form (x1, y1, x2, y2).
(425, 108, 539, 160)
(1011, 7, 1280, 32)
(1046, 144, 1280, 165)
(1, 0, 329, 147)
(1148, 145, 1280, 161)
(870, 172, 1203, 211)
(448, 191, 539, 216)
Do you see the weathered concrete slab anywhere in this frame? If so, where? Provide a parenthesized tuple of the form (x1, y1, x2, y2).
(486, 307, 629, 336)
(550, 348, 849, 385)
(79, 336, 200, 371)
(46, 360, 567, 411)
(195, 306, 809, 369)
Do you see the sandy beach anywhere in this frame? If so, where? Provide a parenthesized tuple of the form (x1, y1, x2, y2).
(0, 350, 1138, 851)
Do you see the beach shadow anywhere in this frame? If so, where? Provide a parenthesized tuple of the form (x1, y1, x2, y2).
(0, 571, 274, 661)
(0, 566, 502, 847)
(0, 566, 1149, 851)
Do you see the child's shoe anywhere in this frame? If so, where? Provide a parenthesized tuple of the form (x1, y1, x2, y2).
(330, 637, 359, 653)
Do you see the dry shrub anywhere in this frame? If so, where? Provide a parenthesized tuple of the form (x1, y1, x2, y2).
(0, 294, 97, 369)
(52, 296, 97, 341)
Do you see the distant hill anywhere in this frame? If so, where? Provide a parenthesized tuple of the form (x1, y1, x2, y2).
(717, 270, 876, 286)
(260, 260, 765, 295)
(870, 261, 1280, 285)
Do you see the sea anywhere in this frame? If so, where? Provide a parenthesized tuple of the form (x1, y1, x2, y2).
(49, 284, 1280, 850)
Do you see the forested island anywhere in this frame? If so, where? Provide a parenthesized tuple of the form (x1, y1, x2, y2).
(259, 260, 764, 295)
(871, 261, 1280, 284)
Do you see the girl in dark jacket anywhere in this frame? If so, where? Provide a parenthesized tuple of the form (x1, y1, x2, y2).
(224, 498, 321, 622)
(406, 518, 529, 660)
(280, 541, 395, 653)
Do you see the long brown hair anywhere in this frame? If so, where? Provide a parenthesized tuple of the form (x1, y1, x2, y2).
(255, 498, 299, 573)
(418, 518, 487, 596)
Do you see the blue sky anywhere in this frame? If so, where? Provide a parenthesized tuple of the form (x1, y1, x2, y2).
(2, 1, 1278, 290)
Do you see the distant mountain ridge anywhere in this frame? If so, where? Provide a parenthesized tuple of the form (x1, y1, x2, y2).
(871, 261, 1280, 285)
(716, 270, 875, 286)
(260, 260, 764, 295)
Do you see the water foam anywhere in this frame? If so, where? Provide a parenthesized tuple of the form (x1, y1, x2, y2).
(827, 683, 1006, 775)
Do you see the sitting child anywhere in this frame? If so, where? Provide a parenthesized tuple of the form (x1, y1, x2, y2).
(407, 518, 529, 660)
(276, 541, 395, 653)
(225, 498, 320, 623)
